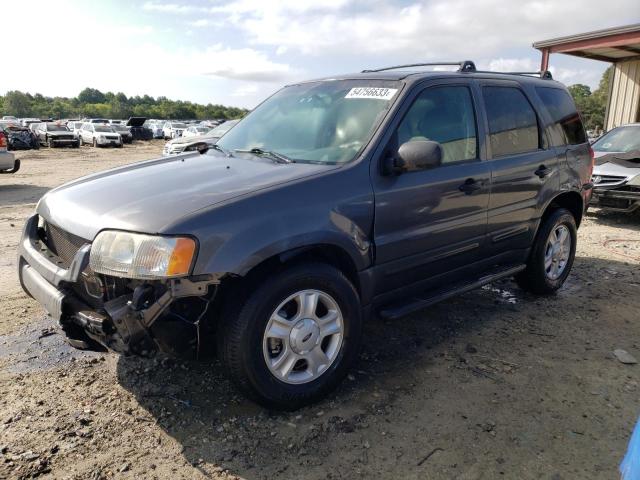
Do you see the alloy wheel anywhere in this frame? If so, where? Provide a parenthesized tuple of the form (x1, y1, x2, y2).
(262, 289, 344, 385)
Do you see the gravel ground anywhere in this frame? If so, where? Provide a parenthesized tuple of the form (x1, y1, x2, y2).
(1, 144, 639, 480)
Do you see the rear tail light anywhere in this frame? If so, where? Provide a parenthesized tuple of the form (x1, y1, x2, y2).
(0, 132, 6, 149)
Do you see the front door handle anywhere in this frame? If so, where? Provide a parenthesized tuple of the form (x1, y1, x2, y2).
(459, 178, 482, 194)
(535, 165, 552, 178)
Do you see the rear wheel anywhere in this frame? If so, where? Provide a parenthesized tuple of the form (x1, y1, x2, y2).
(515, 208, 577, 294)
(92, 138, 97, 148)
(218, 263, 362, 410)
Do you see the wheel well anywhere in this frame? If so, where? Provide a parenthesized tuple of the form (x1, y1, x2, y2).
(241, 244, 361, 295)
(543, 191, 584, 227)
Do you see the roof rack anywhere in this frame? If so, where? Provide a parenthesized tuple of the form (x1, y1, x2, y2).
(361, 60, 553, 79)
(362, 60, 477, 73)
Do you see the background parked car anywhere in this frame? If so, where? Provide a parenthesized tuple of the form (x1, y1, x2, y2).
(110, 124, 133, 143)
(590, 123, 640, 213)
(144, 120, 165, 139)
(78, 123, 122, 148)
(67, 121, 84, 138)
(162, 121, 187, 139)
(0, 122, 39, 150)
(162, 119, 239, 155)
(21, 118, 42, 127)
(0, 131, 20, 173)
(36, 123, 79, 148)
(182, 126, 209, 138)
(126, 117, 153, 140)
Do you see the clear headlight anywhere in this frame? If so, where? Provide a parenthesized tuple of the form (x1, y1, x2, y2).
(90, 230, 196, 279)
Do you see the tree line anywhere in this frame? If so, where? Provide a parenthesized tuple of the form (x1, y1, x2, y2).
(567, 66, 611, 132)
(0, 87, 248, 120)
(0, 69, 612, 129)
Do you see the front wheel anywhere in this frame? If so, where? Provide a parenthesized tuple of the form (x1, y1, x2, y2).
(218, 263, 362, 410)
(515, 208, 577, 294)
(78, 136, 83, 146)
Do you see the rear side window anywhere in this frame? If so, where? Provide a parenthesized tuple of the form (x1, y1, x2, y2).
(483, 86, 539, 157)
(536, 87, 586, 145)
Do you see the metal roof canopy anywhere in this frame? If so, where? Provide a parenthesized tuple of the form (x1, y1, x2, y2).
(533, 23, 640, 70)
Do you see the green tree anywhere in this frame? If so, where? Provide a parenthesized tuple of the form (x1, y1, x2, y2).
(568, 66, 611, 131)
(3, 91, 32, 117)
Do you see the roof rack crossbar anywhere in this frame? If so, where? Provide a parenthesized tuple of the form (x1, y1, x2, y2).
(473, 70, 553, 80)
(362, 60, 476, 73)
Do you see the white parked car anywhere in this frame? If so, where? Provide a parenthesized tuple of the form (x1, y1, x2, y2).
(144, 121, 165, 139)
(162, 121, 187, 139)
(0, 131, 19, 173)
(78, 123, 122, 148)
(181, 126, 209, 138)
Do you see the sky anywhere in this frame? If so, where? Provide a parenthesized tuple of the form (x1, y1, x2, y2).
(2, 0, 638, 109)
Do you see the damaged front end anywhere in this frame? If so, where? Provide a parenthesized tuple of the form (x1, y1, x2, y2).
(18, 214, 220, 357)
(590, 151, 640, 213)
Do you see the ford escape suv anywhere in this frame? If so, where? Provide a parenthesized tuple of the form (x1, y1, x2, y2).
(18, 61, 593, 409)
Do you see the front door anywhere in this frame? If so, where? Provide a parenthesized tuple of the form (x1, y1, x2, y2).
(371, 82, 490, 298)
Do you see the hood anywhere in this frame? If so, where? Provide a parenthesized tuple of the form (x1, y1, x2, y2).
(37, 151, 338, 240)
(126, 117, 147, 127)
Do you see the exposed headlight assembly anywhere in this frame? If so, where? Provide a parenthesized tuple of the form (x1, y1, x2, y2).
(90, 230, 196, 279)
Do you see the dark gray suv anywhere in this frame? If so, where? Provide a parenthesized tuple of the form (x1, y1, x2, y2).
(18, 61, 593, 409)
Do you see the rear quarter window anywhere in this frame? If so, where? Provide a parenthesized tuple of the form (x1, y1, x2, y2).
(536, 87, 586, 146)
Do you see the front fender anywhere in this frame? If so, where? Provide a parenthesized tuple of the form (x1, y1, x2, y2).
(165, 163, 375, 278)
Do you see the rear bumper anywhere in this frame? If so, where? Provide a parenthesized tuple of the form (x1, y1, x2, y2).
(0, 151, 16, 171)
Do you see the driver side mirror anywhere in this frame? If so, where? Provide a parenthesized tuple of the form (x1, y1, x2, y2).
(383, 140, 443, 175)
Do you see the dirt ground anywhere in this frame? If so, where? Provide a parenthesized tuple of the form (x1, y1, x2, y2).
(1, 143, 639, 480)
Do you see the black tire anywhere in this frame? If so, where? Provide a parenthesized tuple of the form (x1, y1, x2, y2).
(92, 138, 97, 148)
(78, 136, 83, 147)
(515, 208, 577, 294)
(48, 138, 55, 148)
(218, 262, 362, 410)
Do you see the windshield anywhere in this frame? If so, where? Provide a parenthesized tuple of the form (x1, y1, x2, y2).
(112, 125, 128, 131)
(47, 124, 68, 131)
(592, 126, 640, 153)
(217, 80, 401, 164)
(94, 126, 114, 133)
(172, 123, 187, 128)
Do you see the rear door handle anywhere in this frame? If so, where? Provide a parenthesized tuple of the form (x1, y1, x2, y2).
(535, 165, 552, 178)
(459, 178, 482, 194)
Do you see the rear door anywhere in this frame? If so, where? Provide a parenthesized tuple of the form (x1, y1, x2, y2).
(371, 81, 491, 298)
(534, 86, 591, 195)
(479, 81, 559, 259)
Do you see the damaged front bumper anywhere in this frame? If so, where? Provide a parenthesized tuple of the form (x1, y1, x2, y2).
(18, 214, 218, 356)
(590, 185, 640, 212)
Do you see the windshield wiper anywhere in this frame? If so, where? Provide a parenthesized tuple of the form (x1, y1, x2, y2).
(235, 147, 294, 164)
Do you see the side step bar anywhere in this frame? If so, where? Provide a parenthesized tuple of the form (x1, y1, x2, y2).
(378, 264, 526, 320)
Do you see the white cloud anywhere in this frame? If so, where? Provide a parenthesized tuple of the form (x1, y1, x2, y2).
(231, 84, 259, 97)
(142, 1, 208, 14)
(202, 0, 638, 61)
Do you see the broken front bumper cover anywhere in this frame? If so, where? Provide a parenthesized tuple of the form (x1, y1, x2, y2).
(590, 187, 640, 212)
(18, 214, 217, 356)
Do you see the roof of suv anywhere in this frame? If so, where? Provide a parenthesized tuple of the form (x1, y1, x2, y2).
(294, 68, 565, 88)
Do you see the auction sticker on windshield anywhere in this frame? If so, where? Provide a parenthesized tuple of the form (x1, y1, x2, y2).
(345, 87, 398, 100)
